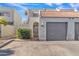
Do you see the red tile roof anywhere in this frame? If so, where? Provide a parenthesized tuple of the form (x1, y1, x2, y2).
(41, 10, 79, 17)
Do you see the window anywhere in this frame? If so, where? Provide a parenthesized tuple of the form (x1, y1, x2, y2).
(0, 12, 11, 17)
(32, 12, 38, 17)
(0, 12, 4, 16)
(69, 17, 74, 19)
(8, 22, 13, 25)
(4, 12, 11, 17)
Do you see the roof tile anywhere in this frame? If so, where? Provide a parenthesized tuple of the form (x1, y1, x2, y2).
(41, 10, 79, 17)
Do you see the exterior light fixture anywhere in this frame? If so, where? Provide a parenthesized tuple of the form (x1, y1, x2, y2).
(41, 22, 44, 27)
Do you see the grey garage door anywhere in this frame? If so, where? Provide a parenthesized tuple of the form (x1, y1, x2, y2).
(75, 23, 79, 40)
(46, 22, 67, 41)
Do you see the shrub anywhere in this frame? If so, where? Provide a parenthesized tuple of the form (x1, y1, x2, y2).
(16, 28, 31, 39)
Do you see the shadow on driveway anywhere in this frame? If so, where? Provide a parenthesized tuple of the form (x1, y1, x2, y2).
(0, 49, 14, 56)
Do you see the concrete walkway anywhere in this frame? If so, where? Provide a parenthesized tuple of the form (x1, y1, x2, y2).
(1, 40, 79, 56)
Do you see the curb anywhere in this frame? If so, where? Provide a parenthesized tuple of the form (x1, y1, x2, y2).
(0, 39, 14, 48)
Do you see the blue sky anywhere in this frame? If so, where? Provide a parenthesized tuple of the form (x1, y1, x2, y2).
(0, 3, 79, 21)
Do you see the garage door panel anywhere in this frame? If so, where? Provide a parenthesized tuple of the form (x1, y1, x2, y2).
(75, 23, 79, 40)
(46, 22, 67, 41)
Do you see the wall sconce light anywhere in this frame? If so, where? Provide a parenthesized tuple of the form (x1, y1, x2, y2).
(41, 22, 44, 27)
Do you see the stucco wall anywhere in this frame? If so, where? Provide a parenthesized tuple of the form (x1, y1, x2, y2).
(13, 10, 22, 29)
(0, 8, 22, 38)
(28, 17, 39, 38)
(1, 25, 16, 38)
(39, 17, 79, 41)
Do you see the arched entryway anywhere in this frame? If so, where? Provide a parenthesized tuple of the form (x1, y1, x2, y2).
(33, 22, 39, 40)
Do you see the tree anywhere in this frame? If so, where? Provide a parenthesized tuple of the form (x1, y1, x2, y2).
(0, 18, 8, 26)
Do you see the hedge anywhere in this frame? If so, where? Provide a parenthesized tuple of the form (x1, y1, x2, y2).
(16, 28, 31, 39)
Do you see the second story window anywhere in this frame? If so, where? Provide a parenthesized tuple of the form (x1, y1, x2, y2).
(4, 12, 11, 17)
(8, 22, 13, 25)
(32, 12, 38, 17)
(0, 12, 4, 16)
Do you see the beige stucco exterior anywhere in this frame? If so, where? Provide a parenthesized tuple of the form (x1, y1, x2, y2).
(25, 9, 40, 38)
(1, 25, 16, 38)
(13, 10, 22, 29)
(0, 7, 21, 38)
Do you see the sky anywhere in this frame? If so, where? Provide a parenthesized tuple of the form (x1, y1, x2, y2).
(0, 3, 79, 21)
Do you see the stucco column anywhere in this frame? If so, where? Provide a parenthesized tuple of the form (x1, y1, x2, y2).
(67, 21, 75, 40)
(39, 21, 46, 41)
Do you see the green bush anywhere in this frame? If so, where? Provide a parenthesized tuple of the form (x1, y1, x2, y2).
(16, 28, 31, 39)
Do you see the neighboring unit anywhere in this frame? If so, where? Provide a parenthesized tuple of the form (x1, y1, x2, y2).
(0, 7, 21, 38)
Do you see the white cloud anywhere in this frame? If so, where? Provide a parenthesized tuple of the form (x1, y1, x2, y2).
(56, 5, 72, 9)
(18, 3, 40, 5)
(45, 3, 52, 6)
(57, 6, 64, 9)
(46, 3, 62, 6)
(55, 3, 63, 6)
(70, 3, 79, 8)
(70, 3, 76, 8)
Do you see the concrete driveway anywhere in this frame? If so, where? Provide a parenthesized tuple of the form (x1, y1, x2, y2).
(1, 40, 79, 56)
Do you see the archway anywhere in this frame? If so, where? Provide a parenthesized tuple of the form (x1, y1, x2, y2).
(33, 22, 39, 40)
